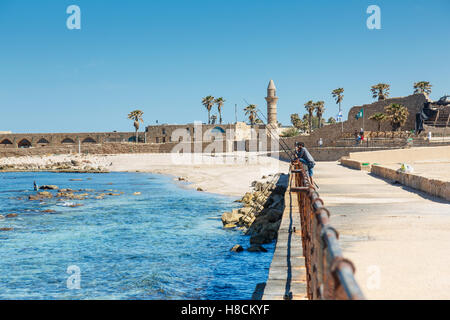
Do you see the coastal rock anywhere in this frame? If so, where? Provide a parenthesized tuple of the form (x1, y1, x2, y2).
(71, 160, 82, 166)
(221, 210, 244, 226)
(261, 220, 281, 234)
(5, 214, 18, 218)
(230, 244, 244, 253)
(250, 233, 272, 245)
(42, 210, 56, 213)
(250, 230, 277, 244)
(238, 207, 253, 215)
(266, 208, 283, 223)
(39, 185, 59, 190)
(224, 223, 237, 229)
(29, 191, 53, 200)
(247, 244, 268, 253)
(196, 187, 204, 192)
(0, 228, 13, 232)
(241, 192, 253, 204)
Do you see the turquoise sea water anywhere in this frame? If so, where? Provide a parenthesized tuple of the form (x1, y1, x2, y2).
(0, 172, 274, 300)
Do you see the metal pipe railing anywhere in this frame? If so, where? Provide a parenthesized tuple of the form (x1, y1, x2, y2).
(290, 160, 365, 300)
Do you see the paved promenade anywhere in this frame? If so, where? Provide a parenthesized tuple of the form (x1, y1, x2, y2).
(315, 162, 450, 300)
(262, 175, 307, 300)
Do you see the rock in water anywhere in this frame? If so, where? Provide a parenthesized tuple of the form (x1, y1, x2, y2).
(221, 210, 244, 226)
(42, 210, 56, 213)
(230, 244, 244, 252)
(0, 228, 13, 232)
(196, 187, 204, 192)
(39, 185, 59, 190)
(250, 230, 277, 244)
(5, 214, 18, 218)
(247, 245, 268, 252)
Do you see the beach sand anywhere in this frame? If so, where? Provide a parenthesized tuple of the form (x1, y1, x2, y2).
(107, 153, 290, 197)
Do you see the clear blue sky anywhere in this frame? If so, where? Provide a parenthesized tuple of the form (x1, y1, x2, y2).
(0, 0, 449, 133)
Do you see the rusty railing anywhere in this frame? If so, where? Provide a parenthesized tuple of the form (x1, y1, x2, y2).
(290, 161, 365, 300)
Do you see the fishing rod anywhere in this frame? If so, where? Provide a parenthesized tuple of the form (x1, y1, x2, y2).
(244, 99, 320, 189)
(242, 99, 296, 161)
(255, 108, 296, 160)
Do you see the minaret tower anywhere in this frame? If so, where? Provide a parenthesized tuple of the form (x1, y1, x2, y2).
(265, 80, 278, 127)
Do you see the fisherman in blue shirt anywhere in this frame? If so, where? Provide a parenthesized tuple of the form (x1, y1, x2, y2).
(295, 142, 316, 179)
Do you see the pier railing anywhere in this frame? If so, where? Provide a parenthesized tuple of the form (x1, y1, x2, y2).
(290, 161, 365, 300)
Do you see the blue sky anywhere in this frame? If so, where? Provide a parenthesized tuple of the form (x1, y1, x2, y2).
(0, 0, 449, 133)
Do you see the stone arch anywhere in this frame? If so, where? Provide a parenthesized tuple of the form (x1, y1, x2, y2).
(18, 139, 32, 148)
(128, 136, 144, 143)
(61, 138, 75, 144)
(212, 126, 225, 134)
(37, 138, 50, 144)
(0, 139, 13, 145)
(82, 137, 97, 144)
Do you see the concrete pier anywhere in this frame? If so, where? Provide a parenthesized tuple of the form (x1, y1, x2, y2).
(316, 162, 450, 299)
(262, 175, 307, 300)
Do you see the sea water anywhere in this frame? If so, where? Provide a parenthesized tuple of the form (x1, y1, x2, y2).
(0, 172, 274, 300)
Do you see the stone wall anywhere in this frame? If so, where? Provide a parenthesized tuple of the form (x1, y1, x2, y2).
(370, 165, 450, 201)
(280, 94, 430, 151)
(145, 122, 255, 144)
(0, 132, 146, 149)
(347, 93, 430, 132)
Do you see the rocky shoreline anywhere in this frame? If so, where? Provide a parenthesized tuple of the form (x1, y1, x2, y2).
(221, 173, 288, 253)
(0, 154, 110, 173)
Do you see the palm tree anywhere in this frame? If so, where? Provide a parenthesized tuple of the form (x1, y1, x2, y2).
(314, 101, 325, 128)
(331, 88, 344, 118)
(244, 104, 258, 125)
(128, 110, 144, 143)
(384, 104, 409, 131)
(202, 96, 215, 124)
(371, 83, 390, 101)
(211, 114, 217, 125)
(413, 81, 432, 95)
(214, 97, 225, 124)
(290, 113, 302, 129)
(369, 112, 387, 131)
(304, 100, 315, 133)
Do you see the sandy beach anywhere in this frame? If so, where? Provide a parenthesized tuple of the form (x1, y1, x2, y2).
(0, 153, 290, 197)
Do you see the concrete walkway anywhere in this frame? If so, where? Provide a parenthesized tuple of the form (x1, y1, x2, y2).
(262, 176, 307, 300)
(315, 162, 450, 300)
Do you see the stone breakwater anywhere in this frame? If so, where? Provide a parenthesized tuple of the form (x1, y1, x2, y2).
(221, 173, 287, 252)
(0, 154, 110, 173)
